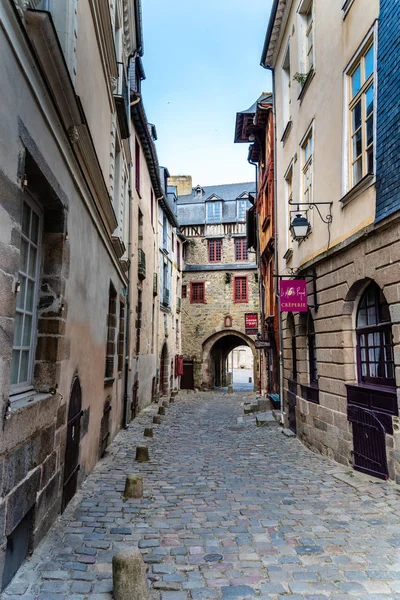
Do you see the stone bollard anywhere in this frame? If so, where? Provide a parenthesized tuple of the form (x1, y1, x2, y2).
(153, 416, 161, 425)
(123, 474, 143, 499)
(169, 396, 175, 403)
(144, 427, 153, 438)
(135, 445, 149, 462)
(162, 400, 169, 408)
(158, 406, 165, 415)
(228, 385, 233, 394)
(113, 548, 150, 600)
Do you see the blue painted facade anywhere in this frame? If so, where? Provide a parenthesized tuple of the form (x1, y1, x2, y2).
(375, 0, 400, 222)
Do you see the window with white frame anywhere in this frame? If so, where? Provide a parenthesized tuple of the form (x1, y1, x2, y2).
(207, 201, 222, 223)
(11, 198, 42, 392)
(284, 163, 293, 250)
(282, 43, 291, 127)
(302, 129, 313, 207)
(237, 199, 249, 220)
(297, 0, 314, 76)
(347, 39, 375, 187)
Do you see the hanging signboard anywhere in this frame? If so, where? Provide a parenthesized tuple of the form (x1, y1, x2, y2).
(255, 339, 270, 349)
(245, 313, 258, 335)
(280, 279, 308, 312)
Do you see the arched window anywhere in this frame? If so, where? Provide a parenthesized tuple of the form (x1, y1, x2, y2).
(307, 312, 318, 385)
(287, 313, 297, 380)
(356, 283, 395, 387)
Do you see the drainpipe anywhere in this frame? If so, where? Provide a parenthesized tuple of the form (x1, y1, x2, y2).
(264, 64, 285, 426)
(247, 154, 263, 395)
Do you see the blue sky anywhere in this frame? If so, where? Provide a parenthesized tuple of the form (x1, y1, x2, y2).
(141, 0, 273, 187)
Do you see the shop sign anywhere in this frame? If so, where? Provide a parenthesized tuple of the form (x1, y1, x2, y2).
(280, 279, 308, 312)
(245, 313, 258, 334)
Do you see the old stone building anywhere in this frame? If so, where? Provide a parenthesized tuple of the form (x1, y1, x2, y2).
(261, 0, 400, 480)
(0, 0, 143, 586)
(175, 178, 260, 390)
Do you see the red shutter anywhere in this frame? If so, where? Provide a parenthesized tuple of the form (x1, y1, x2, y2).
(191, 282, 205, 303)
(234, 276, 248, 302)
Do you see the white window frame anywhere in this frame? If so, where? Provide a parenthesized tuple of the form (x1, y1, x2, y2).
(207, 201, 222, 224)
(297, 0, 315, 76)
(299, 120, 314, 229)
(11, 194, 43, 396)
(342, 24, 377, 197)
(237, 199, 249, 220)
(284, 160, 294, 250)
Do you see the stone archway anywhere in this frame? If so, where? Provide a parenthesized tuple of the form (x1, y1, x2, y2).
(201, 330, 258, 391)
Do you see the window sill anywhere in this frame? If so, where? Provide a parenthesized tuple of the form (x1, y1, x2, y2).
(283, 247, 293, 261)
(8, 391, 55, 414)
(262, 216, 271, 232)
(280, 120, 293, 145)
(297, 68, 315, 103)
(340, 174, 375, 207)
(104, 377, 115, 388)
(342, 0, 355, 19)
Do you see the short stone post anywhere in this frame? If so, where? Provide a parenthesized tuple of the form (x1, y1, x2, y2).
(123, 474, 143, 499)
(228, 385, 233, 394)
(144, 427, 153, 438)
(113, 548, 150, 600)
(162, 400, 169, 408)
(153, 416, 161, 425)
(135, 445, 149, 462)
(169, 396, 175, 403)
(158, 406, 165, 415)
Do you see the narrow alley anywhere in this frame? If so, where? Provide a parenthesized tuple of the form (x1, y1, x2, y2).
(5, 392, 400, 600)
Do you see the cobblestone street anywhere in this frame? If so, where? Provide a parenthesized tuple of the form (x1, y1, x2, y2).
(4, 392, 400, 600)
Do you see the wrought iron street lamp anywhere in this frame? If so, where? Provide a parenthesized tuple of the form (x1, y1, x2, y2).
(289, 200, 333, 242)
(289, 213, 310, 241)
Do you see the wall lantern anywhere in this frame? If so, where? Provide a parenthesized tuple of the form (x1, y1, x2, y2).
(289, 200, 333, 242)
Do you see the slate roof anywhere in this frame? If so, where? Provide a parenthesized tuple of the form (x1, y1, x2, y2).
(177, 182, 255, 226)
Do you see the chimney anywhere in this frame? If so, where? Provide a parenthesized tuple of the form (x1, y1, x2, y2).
(168, 175, 193, 197)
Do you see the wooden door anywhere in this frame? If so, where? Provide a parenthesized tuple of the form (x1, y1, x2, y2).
(181, 360, 194, 390)
(62, 377, 82, 512)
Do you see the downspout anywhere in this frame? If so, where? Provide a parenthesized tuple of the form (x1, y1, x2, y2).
(265, 64, 285, 425)
(247, 154, 263, 395)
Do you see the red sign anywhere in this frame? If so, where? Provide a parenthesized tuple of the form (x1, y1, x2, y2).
(280, 280, 308, 312)
(245, 313, 258, 335)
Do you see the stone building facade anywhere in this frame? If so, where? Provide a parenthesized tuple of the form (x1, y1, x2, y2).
(176, 179, 260, 390)
(0, 0, 143, 587)
(261, 0, 400, 480)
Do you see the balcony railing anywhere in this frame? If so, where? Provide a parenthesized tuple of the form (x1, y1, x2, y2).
(114, 62, 130, 139)
(138, 248, 146, 280)
(177, 297, 182, 313)
(162, 288, 170, 307)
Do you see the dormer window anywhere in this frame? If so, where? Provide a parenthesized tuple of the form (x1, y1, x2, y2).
(237, 198, 250, 220)
(194, 185, 204, 198)
(207, 202, 222, 223)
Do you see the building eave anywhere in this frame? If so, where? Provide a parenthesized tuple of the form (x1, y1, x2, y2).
(260, 0, 287, 68)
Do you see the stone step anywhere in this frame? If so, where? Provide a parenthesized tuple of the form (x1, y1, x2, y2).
(257, 397, 272, 412)
(255, 412, 279, 427)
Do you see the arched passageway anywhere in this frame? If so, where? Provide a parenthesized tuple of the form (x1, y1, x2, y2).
(202, 330, 258, 391)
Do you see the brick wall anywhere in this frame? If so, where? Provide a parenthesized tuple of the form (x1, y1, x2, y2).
(375, 0, 400, 222)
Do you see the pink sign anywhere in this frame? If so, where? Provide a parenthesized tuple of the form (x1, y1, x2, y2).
(280, 280, 308, 312)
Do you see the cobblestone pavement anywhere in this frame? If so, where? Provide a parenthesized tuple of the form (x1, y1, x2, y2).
(4, 391, 400, 600)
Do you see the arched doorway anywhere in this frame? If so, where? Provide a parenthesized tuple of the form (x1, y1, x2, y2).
(202, 330, 258, 391)
(159, 343, 168, 396)
(62, 376, 82, 512)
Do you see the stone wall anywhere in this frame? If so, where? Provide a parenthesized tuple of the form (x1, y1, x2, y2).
(282, 216, 400, 479)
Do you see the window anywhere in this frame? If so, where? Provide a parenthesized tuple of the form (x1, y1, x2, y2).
(282, 43, 291, 126)
(235, 238, 248, 261)
(207, 202, 221, 224)
(301, 128, 313, 210)
(190, 282, 205, 304)
(118, 301, 125, 372)
(284, 163, 293, 250)
(11, 199, 42, 392)
(163, 213, 168, 250)
(182, 284, 187, 299)
(172, 232, 175, 252)
(298, 0, 314, 77)
(151, 189, 154, 227)
(356, 283, 394, 387)
(234, 276, 248, 303)
(135, 137, 140, 194)
(177, 240, 181, 271)
(136, 290, 142, 355)
(348, 40, 374, 187)
(208, 239, 222, 262)
(307, 312, 317, 385)
(105, 283, 117, 380)
(237, 199, 249, 220)
(305, 3, 314, 71)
